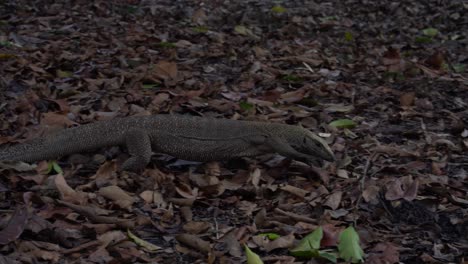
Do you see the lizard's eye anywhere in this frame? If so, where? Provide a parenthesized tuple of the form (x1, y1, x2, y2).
(303, 137, 307, 143)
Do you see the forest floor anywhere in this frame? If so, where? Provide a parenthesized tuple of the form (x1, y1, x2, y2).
(0, 0, 467, 263)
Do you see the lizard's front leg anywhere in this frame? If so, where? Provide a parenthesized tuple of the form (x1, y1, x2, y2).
(265, 136, 321, 166)
(121, 129, 152, 171)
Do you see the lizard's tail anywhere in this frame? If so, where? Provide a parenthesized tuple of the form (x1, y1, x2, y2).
(0, 123, 123, 162)
(0, 138, 51, 162)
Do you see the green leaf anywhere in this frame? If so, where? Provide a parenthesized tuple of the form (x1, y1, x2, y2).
(52, 161, 63, 174)
(344, 31, 354, 42)
(245, 245, 264, 264)
(422, 27, 439, 37)
(192, 26, 209, 33)
(0, 41, 13, 47)
(384, 71, 405, 80)
(56, 70, 73, 78)
(281, 74, 303, 83)
(452, 63, 466, 73)
(329, 119, 357, 129)
(46, 161, 63, 174)
(239, 101, 254, 111)
(234, 25, 258, 39)
(124, 5, 138, 14)
(271, 5, 287, 13)
(338, 226, 364, 263)
(142, 83, 161, 89)
(259, 233, 281, 240)
(290, 227, 323, 257)
(128, 229, 161, 252)
(234, 25, 249, 36)
(320, 16, 338, 23)
(319, 250, 338, 263)
(442, 63, 449, 71)
(157, 41, 176, 48)
(415, 36, 432, 44)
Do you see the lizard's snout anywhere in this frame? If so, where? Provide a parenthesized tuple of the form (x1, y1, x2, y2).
(314, 146, 335, 162)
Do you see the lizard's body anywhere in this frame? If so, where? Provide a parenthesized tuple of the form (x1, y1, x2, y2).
(0, 115, 334, 171)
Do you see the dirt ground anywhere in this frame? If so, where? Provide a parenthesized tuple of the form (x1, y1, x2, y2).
(0, 0, 467, 263)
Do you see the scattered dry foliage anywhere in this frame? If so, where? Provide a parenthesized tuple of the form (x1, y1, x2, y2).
(0, 0, 467, 263)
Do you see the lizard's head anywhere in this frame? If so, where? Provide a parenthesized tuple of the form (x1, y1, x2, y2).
(287, 127, 335, 163)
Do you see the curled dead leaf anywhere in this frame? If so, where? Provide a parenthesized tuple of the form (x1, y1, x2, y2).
(175, 234, 211, 253)
(98, 185, 136, 210)
(252, 233, 295, 252)
(324, 191, 342, 210)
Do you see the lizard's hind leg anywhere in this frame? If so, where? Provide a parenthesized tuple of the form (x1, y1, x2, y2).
(121, 130, 152, 172)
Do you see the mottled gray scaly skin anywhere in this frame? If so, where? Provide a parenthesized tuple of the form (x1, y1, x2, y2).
(0, 115, 335, 171)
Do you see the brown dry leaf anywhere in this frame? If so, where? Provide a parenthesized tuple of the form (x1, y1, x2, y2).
(382, 47, 406, 72)
(385, 176, 419, 201)
(320, 224, 343, 247)
(324, 104, 355, 113)
(91, 161, 117, 184)
(139, 190, 167, 208)
(29, 64, 48, 74)
(400, 92, 416, 107)
(254, 208, 267, 228)
(88, 230, 127, 262)
(279, 89, 306, 104)
(41, 112, 77, 127)
(183, 221, 213, 234)
(204, 161, 221, 177)
(237, 200, 257, 216)
(56, 200, 133, 228)
(373, 145, 420, 158)
(154, 61, 178, 81)
(336, 169, 349, 179)
(401, 176, 419, 201)
(324, 191, 342, 210)
(175, 182, 198, 199)
(431, 161, 446, 175)
(250, 167, 261, 188)
(252, 233, 295, 252)
(279, 184, 308, 198)
(362, 185, 380, 204)
(191, 8, 207, 25)
(175, 234, 211, 253)
(385, 179, 405, 201)
(107, 97, 127, 111)
(0, 205, 29, 245)
(98, 185, 136, 210)
(367, 242, 400, 264)
(84, 78, 121, 90)
(190, 173, 220, 187)
(218, 230, 242, 257)
(425, 50, 444, 70)
(161, 203, 175, 223)
(138, 192, 157, 207)
(17, 241, 61, 262)
(54, 174, 88, 204)
(98, 230, 127, 247)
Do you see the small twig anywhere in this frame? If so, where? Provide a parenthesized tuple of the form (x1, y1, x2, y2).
(274, 208, 318, 224)
(353, 152, 376, 224)
(214, 216, 219, 240)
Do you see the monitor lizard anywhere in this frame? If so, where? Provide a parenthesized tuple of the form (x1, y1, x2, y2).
(0, 115, 335, 171)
